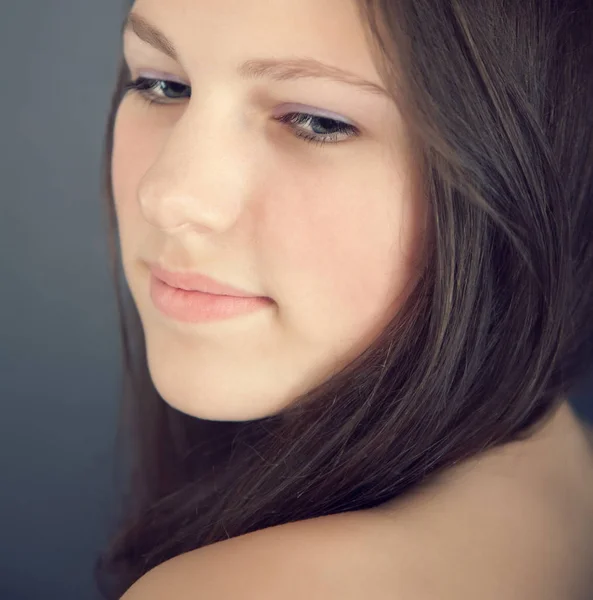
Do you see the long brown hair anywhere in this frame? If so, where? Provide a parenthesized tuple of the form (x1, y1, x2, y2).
(95, 1, 593, 597)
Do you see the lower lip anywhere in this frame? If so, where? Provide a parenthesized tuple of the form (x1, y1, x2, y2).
(149, 274, 272, 323)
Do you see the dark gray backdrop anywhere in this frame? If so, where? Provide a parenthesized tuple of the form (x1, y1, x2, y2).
(1, 2, 591, 599)
(1, 1, 125, 598)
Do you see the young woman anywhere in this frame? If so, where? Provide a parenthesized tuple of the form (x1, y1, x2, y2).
(95, 0, 593, 598)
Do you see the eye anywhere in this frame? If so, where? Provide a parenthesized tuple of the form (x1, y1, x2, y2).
(122, 76, 360, 146)
(122, 76, 190, 105)
(275, 112, 360, 146)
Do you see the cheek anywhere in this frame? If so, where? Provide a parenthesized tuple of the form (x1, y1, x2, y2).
(112, 104, 137, 220)
(263, 158, 424, 336)
(112, 99, 168, 213)
(111, 102, 158, 241)
(111, 102, 161, 288)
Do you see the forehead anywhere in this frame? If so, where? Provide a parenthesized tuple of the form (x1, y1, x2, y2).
(128, 0, 381, 85)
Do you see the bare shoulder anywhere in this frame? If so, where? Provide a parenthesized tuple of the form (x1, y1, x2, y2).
(119, 512, 409, 600)
(118, 490, 580, 600)
(121, 403, 593, 600)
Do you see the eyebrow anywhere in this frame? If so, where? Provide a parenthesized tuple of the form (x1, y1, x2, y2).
(123, 12, 391, 100)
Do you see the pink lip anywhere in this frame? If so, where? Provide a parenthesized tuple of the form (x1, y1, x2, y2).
(147, 263, 272, 323)
(148, 263, 266, 298)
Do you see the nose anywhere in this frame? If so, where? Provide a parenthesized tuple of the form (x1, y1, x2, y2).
(137, 107, 252, 234)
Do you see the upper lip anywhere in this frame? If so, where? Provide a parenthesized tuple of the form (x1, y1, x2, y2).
(148, 263, 266, 298)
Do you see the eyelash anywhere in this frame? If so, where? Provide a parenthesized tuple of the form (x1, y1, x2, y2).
(121, 76, 360, 147)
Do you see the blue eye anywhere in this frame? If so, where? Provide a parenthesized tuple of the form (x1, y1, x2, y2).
(274, 112, 359, 146)
(123, 76, 190, 103)
(122, 76, 360, 146)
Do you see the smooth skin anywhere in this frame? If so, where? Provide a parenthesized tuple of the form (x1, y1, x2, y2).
(113, 0, 593, 597)
(121, 400, 593, 599)
(113, 0, 426, 423)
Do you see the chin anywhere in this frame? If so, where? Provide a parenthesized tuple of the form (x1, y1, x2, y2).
(146, 363, 292, 422)
(139, 319, 310, 422)
(159, 391, 281, 422)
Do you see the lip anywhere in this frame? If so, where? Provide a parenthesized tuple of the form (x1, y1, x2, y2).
(146, 263, 272, 323)
(147, 263, 266, 298)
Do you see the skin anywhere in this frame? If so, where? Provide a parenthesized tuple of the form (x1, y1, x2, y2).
(121, 399, 593, 599)
(112, 0, 427, 421)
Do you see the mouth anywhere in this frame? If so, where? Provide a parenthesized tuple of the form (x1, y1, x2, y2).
(146, 264, 273, 323)
(147, 262, 267, 299)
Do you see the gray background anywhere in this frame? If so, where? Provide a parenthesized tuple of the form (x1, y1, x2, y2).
(1, 2, 591, 599)
(1, 1, 125, 598)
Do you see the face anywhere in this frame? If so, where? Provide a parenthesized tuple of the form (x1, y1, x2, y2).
(112, 0, 427, 421)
